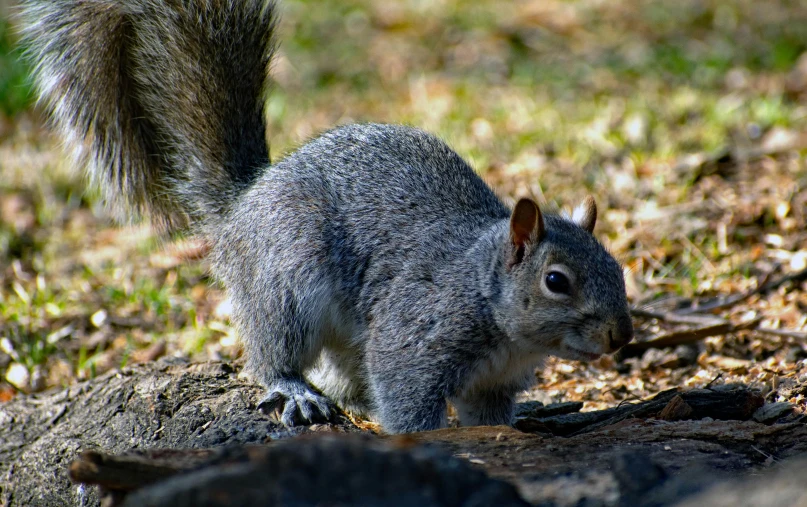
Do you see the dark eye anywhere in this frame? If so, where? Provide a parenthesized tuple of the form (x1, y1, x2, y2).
(545, 271, 570, 294)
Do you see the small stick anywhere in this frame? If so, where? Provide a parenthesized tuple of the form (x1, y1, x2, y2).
(675, 272, 773, 315)
(704, 373, 723, 389)
(68, 451, 183, 491)
(754, 327, 807, 341)
(630, 308, 724, 326)
(620, 317, 761, 356)
(677, 266, 807, 316)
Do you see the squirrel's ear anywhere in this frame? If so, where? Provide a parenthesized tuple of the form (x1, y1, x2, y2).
(572, 195, 597, 233)
(510, 198, 545, 266)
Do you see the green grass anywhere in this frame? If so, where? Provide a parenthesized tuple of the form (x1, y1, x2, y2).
(0, 18, 32, 117)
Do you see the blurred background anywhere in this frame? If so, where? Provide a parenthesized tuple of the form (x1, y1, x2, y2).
(1, 0, 806, 412)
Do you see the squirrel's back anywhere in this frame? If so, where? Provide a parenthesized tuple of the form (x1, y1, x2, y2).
(266, 123, 510, 232)
(20, 0, 277, 230)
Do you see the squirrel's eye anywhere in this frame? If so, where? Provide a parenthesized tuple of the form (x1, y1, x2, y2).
(545, 271, 570, 294)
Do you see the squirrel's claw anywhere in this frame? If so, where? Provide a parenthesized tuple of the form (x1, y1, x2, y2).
(257, 391, 284, 416)
(258, 381, 334, 427)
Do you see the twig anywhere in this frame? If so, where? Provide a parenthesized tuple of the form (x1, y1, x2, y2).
(69, 451, 185, 491)
(627, 268, 807, 354)
(704, 373, 723, 389)
(754, 327, 807, 341)
(621, 316, 761, 356)
(630, 308, 724, 326)
(677, 266, 807, 316)
(750, 445, 779, 463)
(675, 272, 773, 315)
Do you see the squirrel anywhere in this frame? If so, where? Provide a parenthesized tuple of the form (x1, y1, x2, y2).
(20, 0, 633, 434)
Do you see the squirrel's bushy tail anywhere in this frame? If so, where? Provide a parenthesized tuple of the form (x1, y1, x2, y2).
(20, 0, 277, 231)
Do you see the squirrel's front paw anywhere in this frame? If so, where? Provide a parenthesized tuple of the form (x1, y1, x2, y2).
(258, 379, 334, 427)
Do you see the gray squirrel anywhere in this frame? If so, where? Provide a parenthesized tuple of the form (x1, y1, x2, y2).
(20, 0, 633, 433)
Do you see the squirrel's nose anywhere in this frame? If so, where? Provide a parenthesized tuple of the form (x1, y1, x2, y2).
(607, 316, 634, 352)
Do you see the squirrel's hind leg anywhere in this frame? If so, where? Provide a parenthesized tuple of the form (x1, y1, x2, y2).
(216, 178, 354, 427)
(230, 271, 341, 427)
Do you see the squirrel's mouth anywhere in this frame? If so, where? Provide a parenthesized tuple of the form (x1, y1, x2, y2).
(563, 344, 603, 362)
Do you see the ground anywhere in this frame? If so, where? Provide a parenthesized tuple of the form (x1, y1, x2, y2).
(1, 0, 806, 427)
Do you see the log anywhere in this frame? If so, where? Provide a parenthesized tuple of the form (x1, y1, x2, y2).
(2, 359, 805, 507)
(64, 422, 807, 507)
(71, 436, 530, 507)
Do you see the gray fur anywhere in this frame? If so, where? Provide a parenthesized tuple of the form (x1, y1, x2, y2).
(20, 0, 633, 434)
